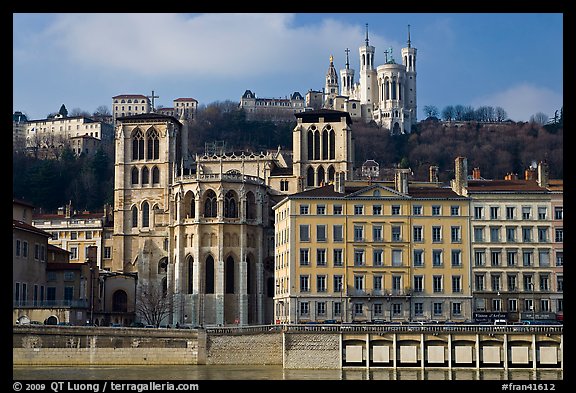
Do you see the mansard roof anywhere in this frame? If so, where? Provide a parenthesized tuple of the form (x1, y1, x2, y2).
(466, 179, 547, 193)
(116, 113, 182, 126)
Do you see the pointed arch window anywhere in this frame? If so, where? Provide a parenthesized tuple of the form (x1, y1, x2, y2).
(307, 166, 315, 187)
(142, 201, 150, 227)
(112, 290, 128, 312)
(328, 127, 335, 160)
(392, 80, 397, 100)
(131, 167, 139, 185)
(314, 131, 320, 160)
(321, 129, 328, 160)
(146, 128, 160, 160)
(204, 190, 217, 218)
(152, 166, 160, 184)
(246, 192, 256, 220)
(132, 129, 144, 160)
(224, 191, 238, 218)
(187, 256, 194, 294)
(307, 130, 314, 160)
(317, 166, 325, 186)
(205, 255, 215, 294)
(131, 206, 138, 228)
(328, 166, 335, 182)
(141, 166, 149, 185)
(225, 256, 235, 294)
(158, 257, 168, 274)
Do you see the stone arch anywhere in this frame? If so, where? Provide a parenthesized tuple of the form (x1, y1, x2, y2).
(225, 255, 235, 294)
(203, 189, 217, 218)
(224, 190, 238, 218)
(152, 166, 160, 184)
(131, 128, 144, 160)
(246, 191, 256, 220)
(131, 166, 139, 185)
(205, 254, 215, 294)
(146, 127, 160, 160)
(141, 166, 149, 185)
(307, 166, 314, 187)
(142, 201, 150, 227)
(327, 165, 335, 183)
(184, 190, 195, 219)
(317, 165, 325, 186)
(131, 205, 138, 227)
(158, 257, 168, 274)
(185, 255, 194, 294)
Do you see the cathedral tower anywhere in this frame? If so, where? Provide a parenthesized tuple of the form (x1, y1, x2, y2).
(340, 48, 355, 97)
(292, 109, 354, 190)
(401, 25, 417, 130)
(324, 55, 339, 109)
(358, 24, 378, 119)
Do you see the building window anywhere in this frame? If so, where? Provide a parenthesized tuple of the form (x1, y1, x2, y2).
(317, 225, 326, 242)
(299, 204, 309, 215)
(413, 226, 423, 242)
(300, 225, 310, 242)
(492, 298, 502, 311)
(522, 250, 533, 267)
(317, 301, 326, 315)
(506, 227, 516, 242)
(538, 207, 547, 220)
(556, 252, 563, 266)
(433, 275, 443, 293)
(333, 205, 343, 215)
(334, 275, 343, 292)
(354, 225, 364, 241)
(391, 226, 401, 241)
(491, 274, 501, 291)
(507, 250, 517, 266)
(413, 205, 422, 215)
(374, 303, 383, 316)
(450, 206, 460, 216)
(354, 205, 364, 215)
(392, 250, 402, 266)
(300, 275, 310, 292)
(432, 205, 441, 216)
(354, 249, 365, 266)
(508, 299, 518, 312)
(316, 205, 326, 215)
(474, 227, 484, 242)
(506, 206, 515, 220)
(522, 227, 532, 242)
(373, 249, 383, 266)
(451, 250, 461, 267)
(554, 207, 563, 220)
(538, 250, 550, 267)
(317, 275, 327, 292)
(316, 249, 326, 266)
(333, 302, 342, 316)
(373, 225, 383, 242)
(474, 250, 485, 266)
(391, 205, 400, 215)
(70, 247, 78, 260)
(452, 302, 462, 316)
(333, 225, 343, 242)
(490, 206, 499, 220)
(475, 274, 485, 291)
(432, 226, 441, 242)
(354, 303, 363, 316)
(392, 303, 402, 316)
(414, 276, 424, 292)
(71, 231, 78, 240)
(522, 207, 531, 220)
(539, 274, 550, 291)
(413, 250, 423, 267)
(490, 227, 500, 243)
(474, 206, 483, 219)
(507, 274, 517, 291)
(333, 249, 343, 267)
(372, 205, 382, 215)
(299, 249, 309, 266)
(433, 302, 443, 315)
(299, 302, 309, 316)
(491, 250, 501, 266)
(354, 275, 364, 292)
(451, 226, 461, 242)
(538, 227, 548, 242)
(374, 275, 383, 291)
(557, 275, 563, 292)
(414, 303, 424, 316)
(432, 250, 442, 267)
(555, 228, 563, 242)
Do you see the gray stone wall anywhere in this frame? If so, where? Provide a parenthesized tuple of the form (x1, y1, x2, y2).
(206, 333, 282, 365)
(284, 333, 340, 369)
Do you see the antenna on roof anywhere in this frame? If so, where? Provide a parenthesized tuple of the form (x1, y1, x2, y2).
(365, 23, 369, 46)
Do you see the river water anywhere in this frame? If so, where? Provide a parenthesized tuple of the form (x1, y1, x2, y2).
(13, 365, 563, 381)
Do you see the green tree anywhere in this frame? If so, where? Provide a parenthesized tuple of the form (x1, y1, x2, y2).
(59, 104, 68, 117)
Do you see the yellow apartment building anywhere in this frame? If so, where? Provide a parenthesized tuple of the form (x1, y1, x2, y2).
(273, 170, 472, 323)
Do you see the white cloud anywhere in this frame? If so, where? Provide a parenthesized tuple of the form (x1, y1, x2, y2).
(471, 83, 563, 122)
(37, 13, 390, 77)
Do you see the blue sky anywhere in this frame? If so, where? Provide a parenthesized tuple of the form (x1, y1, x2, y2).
(13, 13, 563, 122)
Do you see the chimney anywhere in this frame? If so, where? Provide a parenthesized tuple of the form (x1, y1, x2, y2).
(65, 201, 72, 219)
(429, 165, 439, 183)
(451, 156, 468, 196)
(525, 167, 537, 181)
(472, 167, 481, 180)
(57, 206, 64, 216)
(395, 169, 410, 194)
(537, 161, 549, 188)
(504, 173, 518, 181)
(334, 171, 346, 194)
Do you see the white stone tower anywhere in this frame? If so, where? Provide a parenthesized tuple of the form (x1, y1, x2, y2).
(358, 24, 378, 118)
(340, 48, 355, 97)
(401, 24, 417, 131)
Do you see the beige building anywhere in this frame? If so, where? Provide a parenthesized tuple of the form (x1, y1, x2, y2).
(451, 157, 562, 323)
(24, 116, 113, 157)
(112, 94, 151, 123)
(33, 202, 113, 270)
(239, 90, 306, 121)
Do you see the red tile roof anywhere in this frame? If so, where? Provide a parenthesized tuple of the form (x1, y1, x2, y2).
(467, 179, 546, 192)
